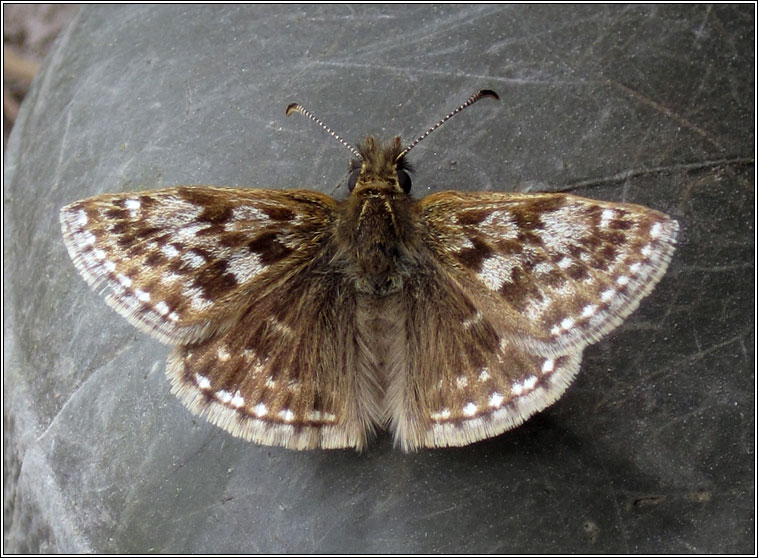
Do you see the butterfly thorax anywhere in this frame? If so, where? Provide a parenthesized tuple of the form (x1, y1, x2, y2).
(338, 137, 419, 295)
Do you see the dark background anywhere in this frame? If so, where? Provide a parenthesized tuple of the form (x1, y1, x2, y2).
(4, 5, 754, 553)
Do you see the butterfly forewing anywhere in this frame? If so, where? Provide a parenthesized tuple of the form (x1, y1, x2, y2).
(60, 187, 337, 344)
(419, 192, 679, 352)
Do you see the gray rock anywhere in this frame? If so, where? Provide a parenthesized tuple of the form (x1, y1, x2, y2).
(4, 4, 753, 553)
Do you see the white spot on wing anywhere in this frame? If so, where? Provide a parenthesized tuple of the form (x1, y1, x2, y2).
(560, 317, 575, 331)
(75, 210, 88, 227)
(125, 198, 140, 216)
(162, 244, 180, 259)
(196, 374, 211, 389)
(232, 206, 267, 221)
(161, 272, 181, 284)
(182, 285, 213, 311)
(227, 252, 264, 283)
(489, 392, 504, 408)
(601, 209, 616, 228)
(431, 408, 451, 421)
(533, 261, 554, 276)
(134, 288, 150, 302)
(462, 402, 478, 417)
(306, 410, 337, 423)
(267, 317, 294, 337)
(581, 304, 597, 318)
(462, 311, 483, 329)
(480, 210, 519, 239)
(217, 346, 231, 362)
(601, 288, 616, 302)
(80, 231, 96, 246)
(459, 237, 474, 249)
(182, 251, 206, 269)
(541, 206, 587, 252)
(478, 254, 516, 291)
(230, 391, 244, 408)
(253, 403, 268, 417)
(178, 224, 208, 239)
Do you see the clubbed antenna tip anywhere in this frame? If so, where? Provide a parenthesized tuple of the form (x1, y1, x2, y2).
(397, 89, 500, 159)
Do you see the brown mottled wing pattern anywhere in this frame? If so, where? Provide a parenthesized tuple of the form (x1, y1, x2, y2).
(60, 187, 336, 344)
(60, 187, 373, 449)
(61, 183, 678, 451)
(166, 259, 376, 450)
(392, 191, 678, 449)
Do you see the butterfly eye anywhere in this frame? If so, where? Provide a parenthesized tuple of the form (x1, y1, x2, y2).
(348, 168, 361, 192)
(397, 170, 412, 193)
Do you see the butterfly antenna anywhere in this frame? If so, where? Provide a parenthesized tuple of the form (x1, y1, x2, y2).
(286, 102, 362, 159)
(397, 89, 500, 160)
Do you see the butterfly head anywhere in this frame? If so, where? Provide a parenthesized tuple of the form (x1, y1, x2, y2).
(348, 136, 414, 194)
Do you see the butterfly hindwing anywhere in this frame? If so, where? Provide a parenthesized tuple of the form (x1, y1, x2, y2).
(386, 261, 581, 450)
(165, 254, 383, 450)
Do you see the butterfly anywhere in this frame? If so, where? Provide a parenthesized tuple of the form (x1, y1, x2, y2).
(59, 90, 678, 451)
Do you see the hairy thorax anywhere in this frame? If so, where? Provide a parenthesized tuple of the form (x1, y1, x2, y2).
(338, 185, 418, 296)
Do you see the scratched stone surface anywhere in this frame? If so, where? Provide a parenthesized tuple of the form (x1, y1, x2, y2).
(4, 4, 754, 553)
